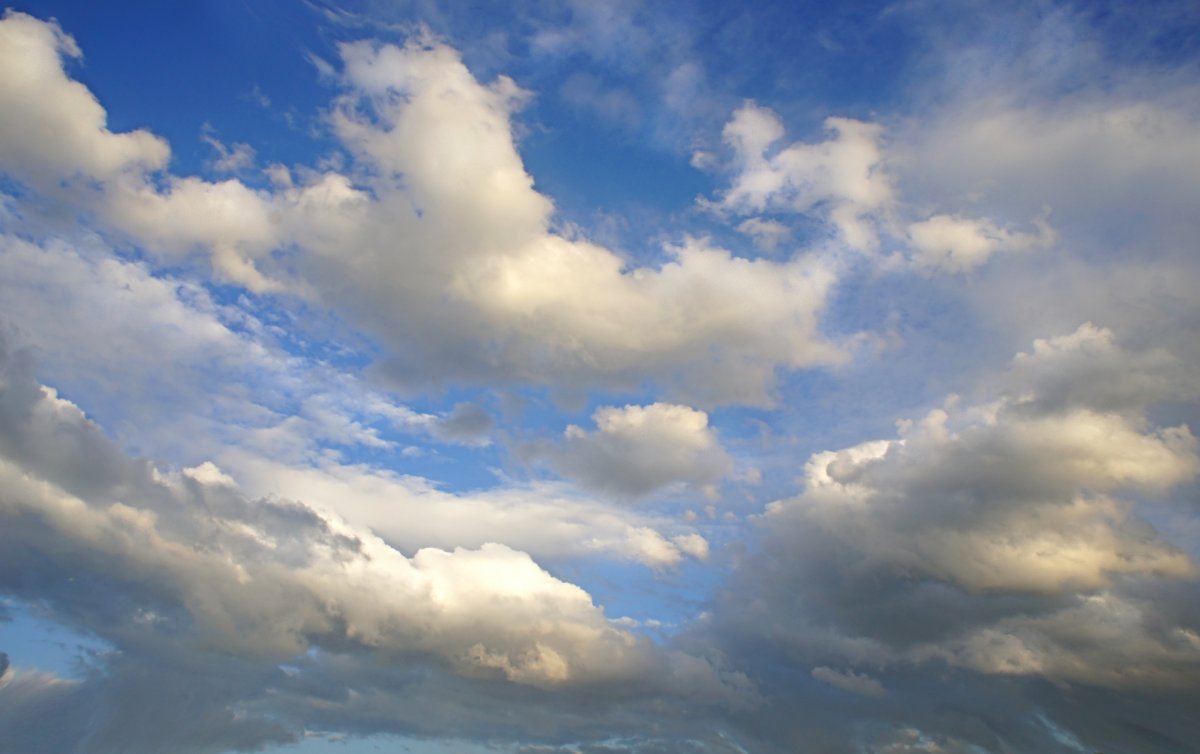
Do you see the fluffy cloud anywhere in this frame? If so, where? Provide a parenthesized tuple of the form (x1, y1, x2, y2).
(906, 213, 1055, 273)
(0, 12, 848, 406)
(0, 12, 282, 291)
(0, 334, 752, 751)
(705, 100, 1060, 274)
(291, 39, 843, 405)
(722, 323, 1199, 691)
(5, 4, 1200, 753)
(0, 349, 642, 686)
(0, 236, 709, 569)
(708, 103, 892, 252)
(527, 403, 733, 498)
(0, 11, 168, 188)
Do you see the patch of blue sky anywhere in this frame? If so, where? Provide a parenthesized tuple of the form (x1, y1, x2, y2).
(22, 1, 337, 178)
(550, 556, 723, 639)
(0, 598, 112, 680)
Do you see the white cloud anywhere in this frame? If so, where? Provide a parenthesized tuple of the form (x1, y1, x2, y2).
(0, 12, 283, 291)
(0, 234, 705, 569)
(529, 403, 734, 498)
(102, 175, 283, 291)
(290, 39, 844, 405)
(708, 102, 892, 252)
(0, 14, 845, 406)
(907, 213, 1054, 272)
(0, 341, 746, 697)
(706, 102, 1064, 273)
(0, 11, 168, 189)
(222, 453, 710, 569)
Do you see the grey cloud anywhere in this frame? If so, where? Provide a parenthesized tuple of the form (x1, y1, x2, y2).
(526, 403, 733, 498)
(1001, 322, 1195, 417)
(702, 323, 1200, 752)
(811, 666, 885, 698)
(429, 401, 494, 445)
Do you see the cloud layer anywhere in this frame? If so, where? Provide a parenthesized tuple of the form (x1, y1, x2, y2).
(2, 3, 1200, 754)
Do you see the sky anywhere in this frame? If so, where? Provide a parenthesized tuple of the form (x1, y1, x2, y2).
(0, 1, 1199, 753)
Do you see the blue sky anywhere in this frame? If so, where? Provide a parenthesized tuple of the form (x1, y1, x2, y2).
(1, 1, 1200, 753)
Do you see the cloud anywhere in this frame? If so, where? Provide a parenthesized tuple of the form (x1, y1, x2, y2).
(1004, 321, 1193, 415)
(810, 666, 885, 697)
(4, 4, 1200, 753)
(299, 38, 844, 405)
(704, 101, 1059, 274)
(707, 102, 892, 253)
(0, 356, 644, 687)
(735, 217, 792, 252)
(0, 13, 844, 406)
(721, 323, 1199, 691)
(527, 403, 734, 498)
(223, 454, 711, 569)
(0, 11, 281, 292)
(0, 334, 752, 751)
(0, 11, 168, 189)
(0, 234, 410, 463)
(0, 236, 708, 570)
(427, 402, 494, 446)
(201, 126, 256, 173)
(906, 213, 1055, 272)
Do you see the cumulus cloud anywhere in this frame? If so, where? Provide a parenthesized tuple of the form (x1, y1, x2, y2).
(0, 334, 752, 751)
(294, 39, 843, 405)
(705, 100, 1059, 273)
(0, 12, 282, 291)
(1004, 321, 1193, 415)
(5, 4, 1200, 754)
(723, 323, 1199, 691)
(707, 102, 892, 252)
(0, 13, 843, 406)
(528, 403, 734, 498)
(0, 237, 708, 570)
(0, 352, 643, 687)
(0, 11, 168, 189)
